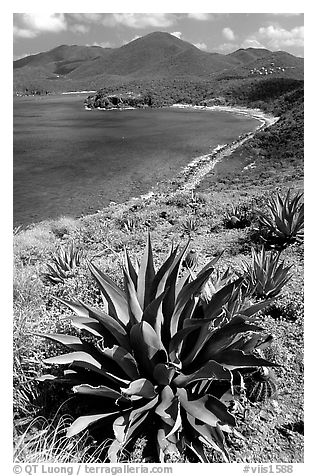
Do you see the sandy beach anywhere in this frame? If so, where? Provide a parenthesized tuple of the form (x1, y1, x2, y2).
(138, 104, 279, 203)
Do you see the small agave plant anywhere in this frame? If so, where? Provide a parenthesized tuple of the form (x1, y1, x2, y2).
(243, 247, 293, 300)
(38, 235, 278, 463)
(44, 242, 82, 285)
(224, 204, 252, 230)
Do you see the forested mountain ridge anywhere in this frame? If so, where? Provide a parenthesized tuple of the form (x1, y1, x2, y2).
(13, 31, 303, 93)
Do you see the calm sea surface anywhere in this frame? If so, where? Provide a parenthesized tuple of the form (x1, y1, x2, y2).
(13, 94, 259, 226)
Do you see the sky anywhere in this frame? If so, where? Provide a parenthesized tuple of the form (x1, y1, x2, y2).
(13, 12, 304, 60)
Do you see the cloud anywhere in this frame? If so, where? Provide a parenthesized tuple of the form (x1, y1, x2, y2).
(258, 25, 304, 49)
(88, 41, 113, 49)
(102, 13, 176, 29)
(194, 42, 208, 51)
(187, 13, 210, 21)
(269, 13, 302, 16)
(215, 43, 240, 53)
(13, 52, 33, 61)
(171, 31, 182, 39)
(240, 38, 266, 49)
(70, 24, 90, 34)
(13, 26, 37, 39)
(68, 13, 103, 23)
(122, 35, 141, 45)
(222, 27, 236, 41)
(14, 13, 67, 38)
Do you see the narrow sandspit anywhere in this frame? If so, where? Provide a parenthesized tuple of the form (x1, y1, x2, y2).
(140, 105, 279, 201)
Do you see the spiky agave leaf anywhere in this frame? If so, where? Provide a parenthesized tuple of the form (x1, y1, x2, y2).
(257, 189, 304, 246)
(243, 247, 293, 299)
(44, 242, 82, 285)
(38, 234, 278, 462)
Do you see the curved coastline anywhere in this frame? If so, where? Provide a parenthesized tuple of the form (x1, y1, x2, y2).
(137, 104, 279, 202)
(15, 104, 279, 229)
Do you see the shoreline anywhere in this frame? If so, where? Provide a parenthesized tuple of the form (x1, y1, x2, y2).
(14, 104, 279, 230)
(137, 104, 278, 201)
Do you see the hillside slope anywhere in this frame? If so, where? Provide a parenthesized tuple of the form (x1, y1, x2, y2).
(13, 32, 303, 93)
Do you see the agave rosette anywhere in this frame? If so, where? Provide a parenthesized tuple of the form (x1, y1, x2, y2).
(243, 247, 293, 299)
(45, 242, 82, 285)
(38, 235, 277, 462)
(258, 189, 304, 245)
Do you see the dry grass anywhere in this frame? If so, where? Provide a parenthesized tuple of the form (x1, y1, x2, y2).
(13, 179, 304, 463)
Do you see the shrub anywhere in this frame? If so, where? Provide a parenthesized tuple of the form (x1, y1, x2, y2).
(50, 217, 79, 239)
(38, 235, 278, 463)
(257, 189, 304, 248)
(44, 243, 82, 285)
(242, 247, 292, 299)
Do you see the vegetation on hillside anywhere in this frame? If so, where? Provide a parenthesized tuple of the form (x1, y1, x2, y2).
(13, 38, 304, 462)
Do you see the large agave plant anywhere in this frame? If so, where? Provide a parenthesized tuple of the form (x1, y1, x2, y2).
(38, 235, 278, 463)
(242, 247, 292, 299)
(257, 189, 304, 247)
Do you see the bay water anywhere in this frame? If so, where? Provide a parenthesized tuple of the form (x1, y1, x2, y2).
(13, 94, 258, 226)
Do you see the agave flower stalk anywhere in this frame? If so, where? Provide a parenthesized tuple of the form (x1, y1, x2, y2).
(38, 235, 278, 463)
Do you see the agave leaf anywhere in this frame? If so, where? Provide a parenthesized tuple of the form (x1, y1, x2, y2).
(168, 323, 202, 364)
(44, 351, 102, 368)
(55, 297, 89, 317)
(142, 289, 167, 339)
(121, 378, 157, 399)
(98, 345, 139, 380)
(124, 247, 138, 289)
(149, 247, 179, 300)
(175, 269, 192, 298)
(162, 241, 191, 324)
(67, 412, 119, 438)
(130, 321, 167, 375)
(187, 415, 229, 462)
(123, 266, 143, 323)
(70, 315, 105, 339)
(174, 360, 231, 388)
(185, 439, 208, 462)
(153, 364, 175, 386)
(44, 351, 130, 386)
(166, 411, 182, 440)
(199, 323, 264, 361)
(107, 438, 123, 463)
(241, 300, 273, 317)
(36, 374, 58, 382)
(178, 321, 212, 367)
(196, 253, 222, 277)
(215, 349, 279, 369)
(203, 277, 244, 320)
(155, 385, 175, 419)
(88, 262, 129, 326)
(113, 409, 150, 447)
(157, 427, 180, 463)
(73, 302, 131, 351)
(137, 233, 155, 309)
(72, 384, 122, 400)
(170, 267, 214, 336)
(34, 333, 86, 352)
(177, 388, 236, 427)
